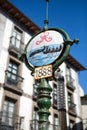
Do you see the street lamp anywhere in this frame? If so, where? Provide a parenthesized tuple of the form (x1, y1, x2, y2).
(19, 0, 79, 129)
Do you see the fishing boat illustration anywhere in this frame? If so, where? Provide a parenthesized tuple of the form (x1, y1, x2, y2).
(29, 44, 63, 57)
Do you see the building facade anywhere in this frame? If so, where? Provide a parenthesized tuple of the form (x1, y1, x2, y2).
(81, 95, 87, 130)
(0, 1, 86, 130)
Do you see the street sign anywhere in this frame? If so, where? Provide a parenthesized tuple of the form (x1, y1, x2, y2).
(34, 64, 52, 80)
(26, 29, 64, 67)
(25, 28, 77, 72)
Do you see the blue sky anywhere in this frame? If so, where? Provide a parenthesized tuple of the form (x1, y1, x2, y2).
(9, 0, 87, 93)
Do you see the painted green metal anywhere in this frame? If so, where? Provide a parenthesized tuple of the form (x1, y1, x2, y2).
(53, 44, 70, 71)
(53, 38, 79, 71)
(24, 28, 78, 73)
(19, 26, 78, 130)
(37, 78, 52, 129)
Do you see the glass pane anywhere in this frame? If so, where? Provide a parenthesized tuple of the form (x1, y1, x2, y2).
(12, 69, 17, 74)
(12, 38, 15, 46)
(13, 64, 17, 69)
(8, 62, 18, 74)
(33, 111, 36, 119)
(7, 73, 11, 78)
(20, 118, 24, 130)
(9, 63, 12, 67)
(9, 118, 13, 126)
(13, 31, 16, 37)
(7, 61, 18, 84)
(8, 67, 11, 72)
(55, 118, 58, 125)
(3, 105, 7, 112)
(9, 106, 14, 114)
(17, 34, 21, 40)
(12, 28, 22, 49)
(66, 66, 70, 75)
(16, 40, 20, 48)
(9, 102, 15, 107)
(2, 112, 7, 123)
(68, 93, 72, 102)
(33, 111, 39, 120)
(54, 116, 58, 125)
(3, 100, 16, 126)
(70, 121, 74, 129)
(11, 75, 17, 80)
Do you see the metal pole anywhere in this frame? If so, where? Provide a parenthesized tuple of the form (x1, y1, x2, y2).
(37, 78, 52, 130)
(44, 0, 50, 30)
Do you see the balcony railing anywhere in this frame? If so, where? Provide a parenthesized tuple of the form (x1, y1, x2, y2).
(0, 111, 21, 130)
(4, 70, 24, 95)
(66, 75, 75, 90)
(30, 120, 60, 130)
(68, 101, 76, 114)
(9, 36, 25, 55)
(5, 70, 24, 85)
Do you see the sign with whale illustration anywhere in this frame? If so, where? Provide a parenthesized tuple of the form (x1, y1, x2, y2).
(26, 29, 64, 67)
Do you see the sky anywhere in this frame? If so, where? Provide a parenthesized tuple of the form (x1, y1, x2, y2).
(9, 0, 87, 93)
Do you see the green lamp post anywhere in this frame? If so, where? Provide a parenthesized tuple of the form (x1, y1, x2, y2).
(19, 0, 79, 129)
(20, 28, 78, 130)
(37, 78, 52, 129)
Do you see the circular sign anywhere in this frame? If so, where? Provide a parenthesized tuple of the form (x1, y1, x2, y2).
(26, 29, 64, 67)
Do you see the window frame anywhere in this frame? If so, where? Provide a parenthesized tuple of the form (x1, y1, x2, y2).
(7, 60, 19, 84)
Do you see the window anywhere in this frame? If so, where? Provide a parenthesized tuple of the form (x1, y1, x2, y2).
(68, 93, 73, 103)
(2, 97, 16, 126)
(68, 92, 73, 107)
(66, 65, 71, 75)
(33, 84, 38, 96)
(11, 27, 22, 49)
(66, 65, 71, 82)
(7, 60, 19, 84)
(33, 80, 40, 100)
(33, 107, 39, 121)
(69, 120, 74, 130)
(68, 92, 76, 113)
(32, 107, 39, 130)
(66, 65, 75, 91)
(54, 114, 59, 130)
(20, 117, 24, 130)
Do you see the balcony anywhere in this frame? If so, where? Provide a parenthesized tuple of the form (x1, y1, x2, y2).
(68, 101, 76, 115)
(66, 75, 75, 91)
(8, 36, 25, 58)
(0, 111, 22, 130)
(4, 70, 24, 95)
(30, 120, 60, 130)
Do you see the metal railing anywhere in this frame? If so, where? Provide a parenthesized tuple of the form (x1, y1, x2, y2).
(9, 36, 25, 54)
(5, 70, 24, 85)
(0, 111, 21, 130)
(66, 75, 75, 90)
(68, 101, 76, 113)
(30, 120, 60, 130)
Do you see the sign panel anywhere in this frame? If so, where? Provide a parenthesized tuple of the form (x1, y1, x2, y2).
(57, 76, 65, 110)
(34, 65, 52, 80)
(26, 30, 64, 67)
